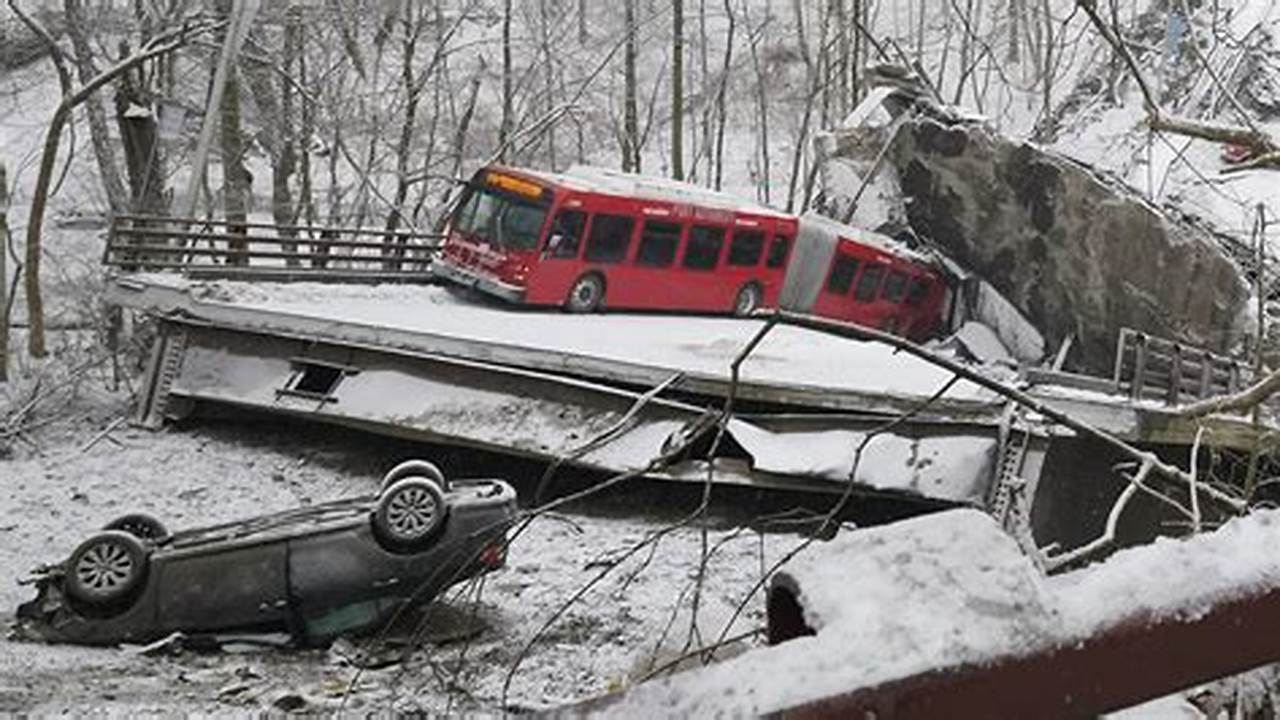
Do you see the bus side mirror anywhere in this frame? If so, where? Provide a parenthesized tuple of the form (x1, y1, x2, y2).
(542, 233, 564, 259)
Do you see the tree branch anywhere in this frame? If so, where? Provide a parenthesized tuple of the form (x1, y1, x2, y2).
(1176, 367, 1280, 418)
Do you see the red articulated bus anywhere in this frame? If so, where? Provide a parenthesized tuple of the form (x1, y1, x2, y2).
(431, 165, 951, 341)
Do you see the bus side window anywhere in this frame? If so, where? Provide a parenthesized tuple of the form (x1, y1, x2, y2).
(825, 255, 859, 294)
(683, 226, 724, 271)
(583, 214, 635, 264)
(728, 230, 765, 266)
(546, 209, 586, 258)
(853, 264, 885, 302)
(766, 235, 791, 268)
(882, 271, 908, 303)
(636, 221, 681, 267)
(905, 277, 930, 306)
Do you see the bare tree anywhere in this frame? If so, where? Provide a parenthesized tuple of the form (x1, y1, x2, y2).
(499, 0, 513, 158)
(0, 160, 8, 382)
(712, 0, 735, 190)
(62, 0, 127, 214)
(8, 0, 219, 357)
(1075, 0, 1279, 163)
(623, 0, 640, 172)
(742, 0, 770, 204)
(671, 0, 685, 180)
(217, 2, 250, 265)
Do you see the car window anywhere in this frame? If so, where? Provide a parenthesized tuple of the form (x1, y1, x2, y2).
(766, 235, 790, 268)
(728, 230, 765, 267)
(546, 210, 586, 258)
(636, 221, 681, 267)
(583, 214, 635, 264)
(826, 255, 859, 295)
(854, 263, 885, 302)
(882, 271, 908, 303)
(683, 225, 724, 271)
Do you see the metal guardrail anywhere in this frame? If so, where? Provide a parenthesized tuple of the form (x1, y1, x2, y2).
(104, 214, 443, 282)
(1112, 328, 1251, 405)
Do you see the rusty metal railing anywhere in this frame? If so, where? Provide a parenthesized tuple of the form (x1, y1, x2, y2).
(104, 214, 443, 283)
(1112, 328, 1252, 406)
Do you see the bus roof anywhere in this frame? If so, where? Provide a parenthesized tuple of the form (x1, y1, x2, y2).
(797, 213, 936, 267)
(500, 164, 794, 221)
(483, 164, 935, 267)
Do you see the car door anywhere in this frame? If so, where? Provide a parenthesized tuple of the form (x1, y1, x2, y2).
(155, 540, 290, 632)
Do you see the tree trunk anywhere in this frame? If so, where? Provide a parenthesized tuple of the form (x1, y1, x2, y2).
(296, 6, 315, 227)
(1006, 0, 1020, 63)
(386, 0, 422, 250)
(540, 0, 557, 169)
(745, 3, 770, 204)
(0, 161, 9, 382)
(220, 61, 249, 264)
(713, 0, 735, 190)
(623, 0, 639, 172)
(671, 0, 684, 180)
(279, 5, 300, 262)
(499, 0, 512, 159)
(114, 40, 166, 217)
(64, 0, 127, 215)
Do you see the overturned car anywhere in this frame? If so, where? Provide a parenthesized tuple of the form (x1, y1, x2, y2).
(15, 460, 517, 646)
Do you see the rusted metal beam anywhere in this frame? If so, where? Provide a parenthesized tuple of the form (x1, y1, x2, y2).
(770, 585, 1280, 719)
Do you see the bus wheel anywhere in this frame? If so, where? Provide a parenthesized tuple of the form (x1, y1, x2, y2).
(565, 274, 604, 313)
(732, 283, 762, 317)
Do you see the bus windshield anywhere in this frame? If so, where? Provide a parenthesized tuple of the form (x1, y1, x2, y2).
(451, 186, 549, 252)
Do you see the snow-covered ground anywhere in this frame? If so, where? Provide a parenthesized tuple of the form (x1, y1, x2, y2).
(0, 385, 821, 713)
(6, 0, 1280, 713)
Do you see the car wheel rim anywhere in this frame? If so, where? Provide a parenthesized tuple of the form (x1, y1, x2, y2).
(574, 280, 597, 308)
(737, 288, 757, 314)
(75, 541, 132, 596)
(387, 487, 437, 539)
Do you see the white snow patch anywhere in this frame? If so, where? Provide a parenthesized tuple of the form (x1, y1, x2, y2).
(600, 508, 1280, 716)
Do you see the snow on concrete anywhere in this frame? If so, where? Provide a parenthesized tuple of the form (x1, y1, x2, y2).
(1051, 510, 1280, 638)
(727, 420, 997, 502)
(135, 274, 995, 404)
(598, 508, 1280, 717)
(596, 508, 1054, 716)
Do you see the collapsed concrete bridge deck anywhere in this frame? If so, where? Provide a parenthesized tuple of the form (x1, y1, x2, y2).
(106, 272, 1276, 555)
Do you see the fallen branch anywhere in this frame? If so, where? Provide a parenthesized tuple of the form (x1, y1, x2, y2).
(1076, 0, 1278, 159)
(1176, 367, 1280, 418)
(1221, 150, 1280, 174)
(1043, 459, 1150, 570)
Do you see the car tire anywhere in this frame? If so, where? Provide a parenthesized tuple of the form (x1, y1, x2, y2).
(65, 530, 149, 607)
(373, 478, 447, 551)
(733, 283, 763, 317)
(565, 273, 604, 313)
(381, 459, 447, 493)
(103, 513, 170, 543)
